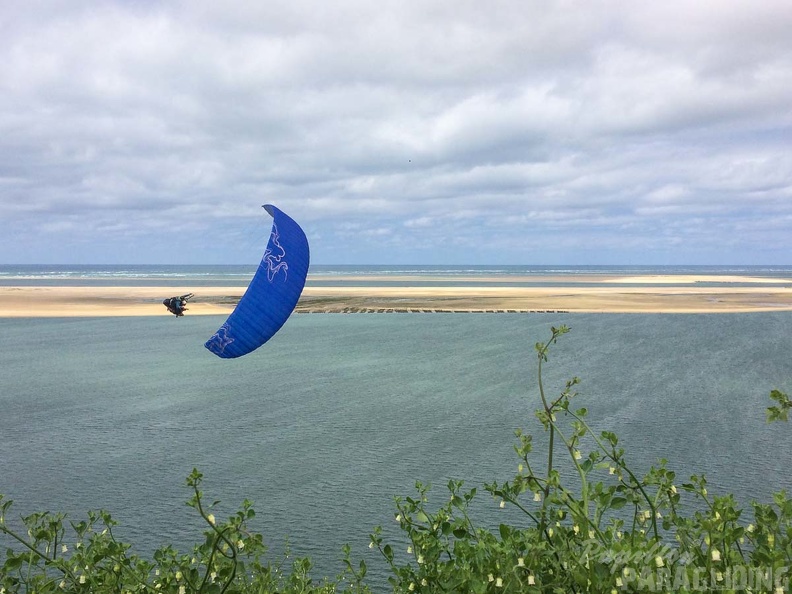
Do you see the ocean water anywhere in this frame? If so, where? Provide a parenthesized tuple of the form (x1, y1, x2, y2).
(2, 263, 792, 286)
(1, 310, 791, 587)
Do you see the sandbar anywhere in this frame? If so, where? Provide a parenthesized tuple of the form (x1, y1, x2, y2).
(308, 274, 792, 285)
(1, 274, 792, 317)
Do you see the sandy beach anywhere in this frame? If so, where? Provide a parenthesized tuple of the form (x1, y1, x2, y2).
(2, 274, 792, 317)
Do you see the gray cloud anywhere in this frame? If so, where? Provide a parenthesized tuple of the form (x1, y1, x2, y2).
(1, 0, 791, 264)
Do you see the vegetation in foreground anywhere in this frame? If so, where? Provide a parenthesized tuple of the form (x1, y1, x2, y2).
(2, 326, 791, 593)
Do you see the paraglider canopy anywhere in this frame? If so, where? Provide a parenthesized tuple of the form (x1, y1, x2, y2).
(204, 204, 309, 358)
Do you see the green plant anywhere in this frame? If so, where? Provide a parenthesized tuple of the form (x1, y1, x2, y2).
(372, 326, 792, 593)
(1, 469, 370, 593)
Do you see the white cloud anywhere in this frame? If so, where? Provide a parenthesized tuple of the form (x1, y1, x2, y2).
(1, 0, 791, 264)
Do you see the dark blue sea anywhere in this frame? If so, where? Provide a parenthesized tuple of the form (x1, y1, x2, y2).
(1, 265, 792, 588)
(2, 263, 792, 286)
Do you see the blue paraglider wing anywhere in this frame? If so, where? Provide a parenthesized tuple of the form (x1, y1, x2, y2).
(205, 204, 309, 358)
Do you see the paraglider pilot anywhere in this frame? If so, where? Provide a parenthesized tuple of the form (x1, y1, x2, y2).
(163, 293, 194, 317)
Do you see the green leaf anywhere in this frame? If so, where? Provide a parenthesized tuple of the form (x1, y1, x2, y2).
(499, 524, 512, 539)
(610, 497, 627, 510)
(4, 555, 23, 570)
(767, 390, 791, 423)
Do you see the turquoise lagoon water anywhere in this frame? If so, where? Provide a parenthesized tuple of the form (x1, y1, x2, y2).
(1, 310, 792, 586)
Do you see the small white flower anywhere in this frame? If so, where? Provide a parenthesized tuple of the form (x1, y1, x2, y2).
(79, 575, 86, 584)
(746, 524, 755, 533)
(711, 549, 721, 562)
(421, 579, 427, 586)
(408, 583, 415, 591)
(407, 545, 412, 553)
(59, 581, 66, 589)
(517, 557, 525, 567)
(488, 573, 494, 582)
(548, 528, 553, 537)
(61, 544, 68, 553)
(616, 576, 623, 587)
(715, 571, 723, 582)
(499, 499, 505, 508)
(528, 575, 535, 585)
(368, 542, 374, 549)
(518, 464, 524, 473)
(179, 587, 186, 594)
(175, 571, 182, 580)
(210, 572, 217, 581)
(533, 492, 541, 502)
(768, 533, 776, 546)
(237, 539, 244, 550)
(417, 555, 424, 564)
(670, 484, 677, 494)
(496, 577, 503, 587)
(655, 555, 664, 568)
(702, 488, 707, 496)
(588, 530, 595, 539)
(573, 525, 579, 534)
(207, 514, 216, 525)
(574, 450, 582, 460)
(609, 466, 616, 475)
(395, 514, 401, 522)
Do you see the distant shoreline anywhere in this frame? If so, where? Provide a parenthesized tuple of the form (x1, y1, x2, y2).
(2, 273, 792, 317)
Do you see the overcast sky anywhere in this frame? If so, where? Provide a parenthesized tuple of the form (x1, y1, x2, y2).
(2, 1, 791, 265)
